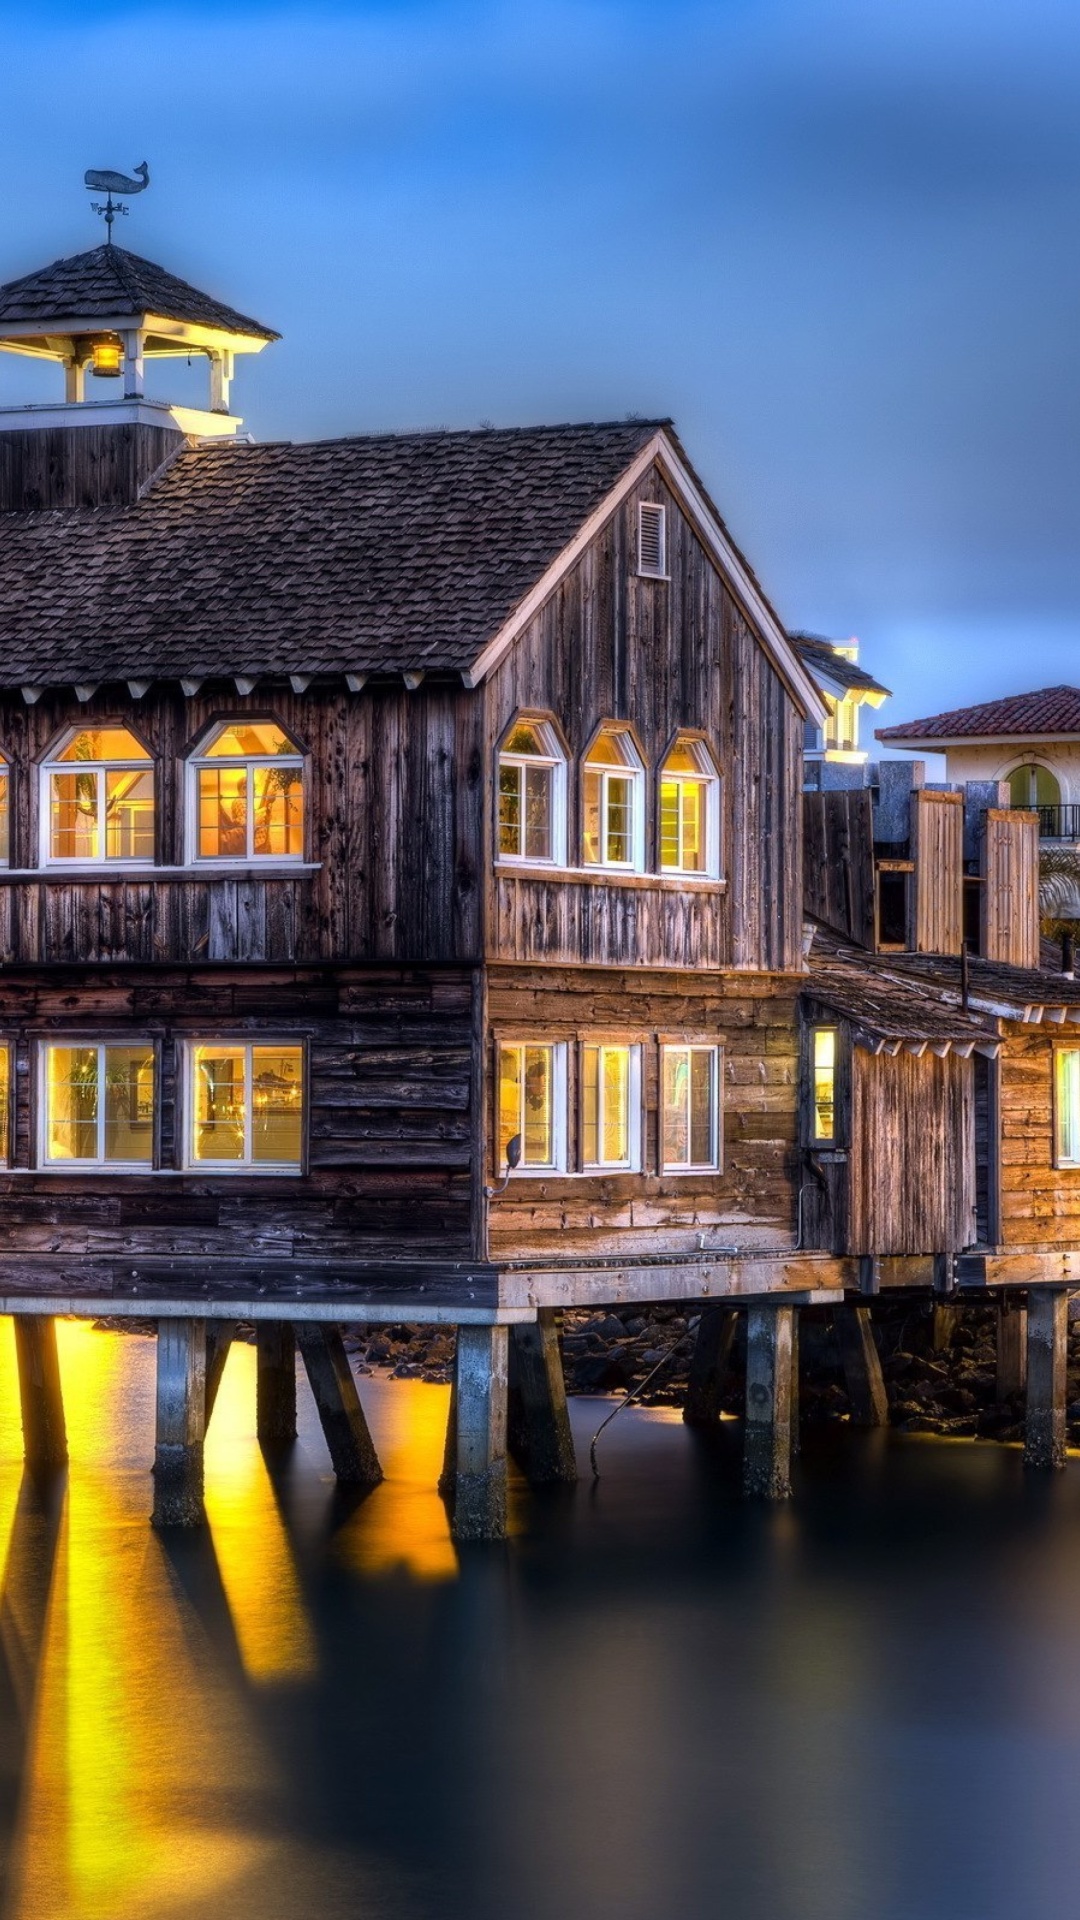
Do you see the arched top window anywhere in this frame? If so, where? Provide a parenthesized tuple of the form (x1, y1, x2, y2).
(190, 720, 305, 863)
(1008, 763, 1060, 810)
(659, 738, 720, 876)
(582, 727, 644, 871)
(497, 717, 566, 866)
(43, 726, 154, 865)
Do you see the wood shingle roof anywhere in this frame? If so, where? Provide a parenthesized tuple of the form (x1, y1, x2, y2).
(0, 245, 278, 340)
(0, 420, 665, 686)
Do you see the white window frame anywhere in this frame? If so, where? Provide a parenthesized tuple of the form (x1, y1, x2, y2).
(812, 1026, 838, 1146)
(496, 1040, 567, 1174)
(660, 1043, 722, 1173)
(581, 1041, 642, 1172)
(38, 1040, 157, 1171)
(582, 728, 646, 873)
(496, 718, 568, 867)
(658, 738, 722, 878)
(184, 1040, 306, 1174)
(637, 501, 667, 579)
(187, 721, 306, 867)
(1055, 1047, 1080, 1168)
(40, 727, 155, 869)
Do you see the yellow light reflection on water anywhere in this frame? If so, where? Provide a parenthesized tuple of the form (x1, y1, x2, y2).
(338, 1377, 459, 1583)
(204, 1339, 317, 1684)
(2, 1322, 276, 1920)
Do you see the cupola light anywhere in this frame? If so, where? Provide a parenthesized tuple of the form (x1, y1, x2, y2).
(90, 339, 123, 378)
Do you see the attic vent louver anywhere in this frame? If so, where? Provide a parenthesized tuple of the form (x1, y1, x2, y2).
(638, 501, 666, 578)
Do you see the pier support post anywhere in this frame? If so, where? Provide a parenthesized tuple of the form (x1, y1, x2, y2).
(13, 1316, 68, 1471)
(295, 1323, 382, 1485)
(743, 1305, 795, 1500)
(257, 1322, 298, 1444)
(204, 1320, 236, 1427)
(683, 1306, 738, 1427)
(1024, 1290, 1069, 1470)
(508, 1312, 576, 1483)
(449, 1325, 509, 1541)
(152, 1318, 207, 1528)
(996, 1298, 1027, 1402)
(834, 1304, 889, 1426)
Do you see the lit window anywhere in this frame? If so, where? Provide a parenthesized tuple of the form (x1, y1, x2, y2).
(44, 727, 154, 864)
(191, 721, 304, 862)
(42, 1042, 155, 1166)
(1056, 1049, 1080, 1167)
(659, 740, 719, 875)
(825, 695, 859, 754)
(0, 763, 9, 867)
(582, 1043, 640, 1170)
(583, 730, 643, 870)
(812, 1027, 836, 1143)
(497, 1042, 564, 1172)
(638, 502, 666, 578)
(189, 1043, 304, 1170)
(497, 720, 565, 864)
(662, 1045, 721, 1171)
(0, 1044, 10, 1164)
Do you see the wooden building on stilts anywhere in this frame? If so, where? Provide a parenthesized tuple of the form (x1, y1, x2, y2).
(0, 229, 1076, 1537)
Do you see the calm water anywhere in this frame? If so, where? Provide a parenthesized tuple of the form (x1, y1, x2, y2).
(1, 1327, 1080, 1920)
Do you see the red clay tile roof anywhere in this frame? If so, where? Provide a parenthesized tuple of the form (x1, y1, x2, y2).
(0, 245, 278, 340)
(877, 686, 1080, 743)
(0, 420, 665, 685)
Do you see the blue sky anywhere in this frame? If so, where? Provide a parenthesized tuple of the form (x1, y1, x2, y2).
(3, 0, 1079, 731)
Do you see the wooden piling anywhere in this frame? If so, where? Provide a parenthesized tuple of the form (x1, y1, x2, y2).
(449, 1324, 509, 1540)
(204, 1320, 236, 1427)
(683, 1306, 738, 1427)
(743, 1305, 795, 1500)
(13, 1316, 67, 1471)
(996, 1299, 1027, 1402)
(256, 1322, 298, 1444)
(152, 1318, 207, 1528)
(508, 1311, 576, 1483)
(834, 1304, 889, 1426)
(931, 1302, 959, 1353)
(295, 1323, 382, 1485)
(1024, 1290, 1069, 1470)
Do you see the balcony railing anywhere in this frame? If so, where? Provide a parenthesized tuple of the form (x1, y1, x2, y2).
(1036, 804, 1080, 840)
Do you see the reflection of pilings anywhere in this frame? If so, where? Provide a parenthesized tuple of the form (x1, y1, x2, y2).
(257, 1322, 298, 1444)
(13, 1317, 68, 1471)
(0, 1472, 64, 1908)
(152, 1318, 207, 1528)
(295, 1324, 382, 1485)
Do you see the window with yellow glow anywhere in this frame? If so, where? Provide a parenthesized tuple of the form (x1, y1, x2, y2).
(1055, 1049, 1080, 1167)
(582, 1042, 639, 1170)
(0, 1044, 10, 1164)
(662, 1044, 720, 1170)
(0, 763, 9, 867)
(659, 739, 718, 875)
(812, 1027, 837, 1143)
(191, 721, 304, 862)
(497, 1042, 563, 1171)
(189, 1043, 304, 1169)
(44, 727, 154, 864)
(42, 1043, 155, 1166)
(497, 720, 565, 864)
(582, 729, 643, 869)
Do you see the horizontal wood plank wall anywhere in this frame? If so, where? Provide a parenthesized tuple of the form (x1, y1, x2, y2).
(485, 965, 799, 1260)
(982, 809, 1040, 969)
(802, 791, 876, 949)
(999, 1032, 1080, 1249)
(481, 465, 805, 971)
(848, 1048, 975, 1254)
(0, 964, 480, 1301)
(0, 683, 483, 965)
(911, 789, 963, 956)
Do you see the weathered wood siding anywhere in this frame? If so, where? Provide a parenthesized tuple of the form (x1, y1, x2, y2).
(0, 682, 483, 965)
(482, 465, 806, 971)
(848, 1048, 975, 1254)
(911, 790, 963, 956)
(982, 808, 1039, 968)
(485, 964, 799, 1261)
(0, 963, 484, 1305)
(803, 790, 876, 948)
(998, 1032, 1080, 1250)
(0, 423, 186, 512)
